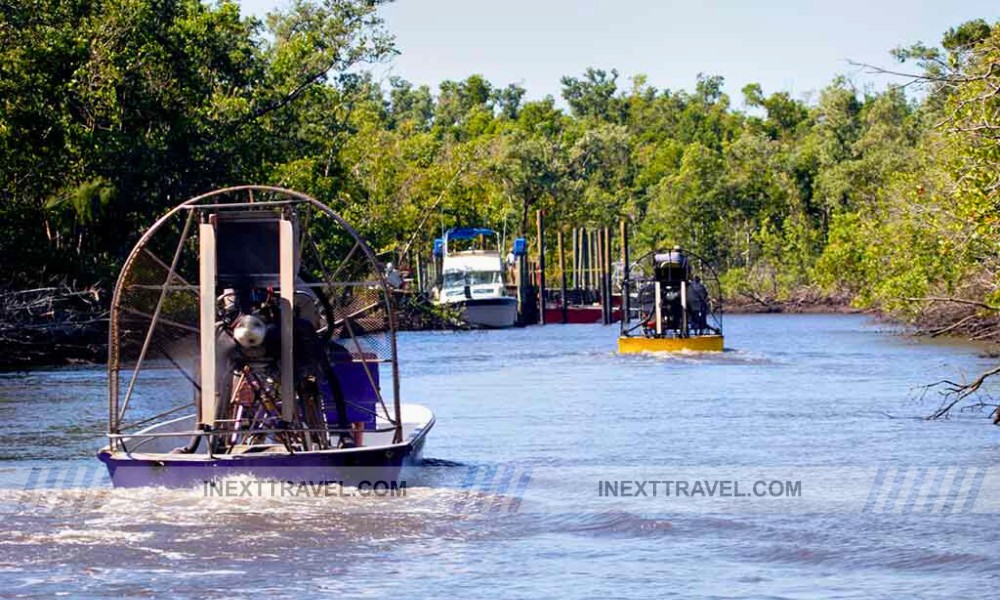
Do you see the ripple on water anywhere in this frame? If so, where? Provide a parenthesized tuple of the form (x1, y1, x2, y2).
(1, 315, 998, 598)
(614, 347, 778, 366)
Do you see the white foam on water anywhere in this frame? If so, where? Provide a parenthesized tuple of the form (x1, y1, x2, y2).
(611, 347, 775, 366)
(2, 474, 518, 543)
(153, 568, 248, 578)
(8, 528, 155, 546)
(139, 547, 194, 561)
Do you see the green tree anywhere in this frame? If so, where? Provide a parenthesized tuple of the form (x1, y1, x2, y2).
(561, 67, 620, 122)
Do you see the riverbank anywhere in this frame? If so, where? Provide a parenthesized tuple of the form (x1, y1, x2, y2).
(0, 287, 463, 370)
(723, 288, 864, 315)
(0, 287, 107, 369)
(3, 285, 995, 369)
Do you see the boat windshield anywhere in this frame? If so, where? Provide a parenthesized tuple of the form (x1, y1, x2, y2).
(443, 270, 502, 287)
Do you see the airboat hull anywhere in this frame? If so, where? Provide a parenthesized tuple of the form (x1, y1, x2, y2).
(98, 405, 434, 488)
(457, 297, 518, 329)
(617, 335, 724, 353)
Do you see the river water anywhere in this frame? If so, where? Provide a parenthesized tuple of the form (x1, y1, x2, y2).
(1, 314, 998, 598)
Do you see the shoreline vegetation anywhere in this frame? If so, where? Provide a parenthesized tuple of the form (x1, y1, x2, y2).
(724, 289, 861, 315)
(1, 2, 997, 420)
(0, 284, 978, 365)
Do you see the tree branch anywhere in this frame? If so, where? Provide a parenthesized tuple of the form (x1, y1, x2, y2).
(923, 364, 1000, 420)
(395, 165, 468, 261)
(902, 296, 1000, 311)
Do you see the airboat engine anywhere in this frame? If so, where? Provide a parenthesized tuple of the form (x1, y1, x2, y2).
(653, 248, 690, 285)
(232, 314, 267, 348)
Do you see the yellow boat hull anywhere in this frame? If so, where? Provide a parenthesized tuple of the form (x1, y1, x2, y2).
(618, 335, 724, 353)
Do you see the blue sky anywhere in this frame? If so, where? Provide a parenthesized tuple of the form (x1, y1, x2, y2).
(238, 0, 998, 106)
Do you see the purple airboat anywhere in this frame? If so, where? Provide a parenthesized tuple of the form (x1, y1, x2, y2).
(98, 186, 434, 487)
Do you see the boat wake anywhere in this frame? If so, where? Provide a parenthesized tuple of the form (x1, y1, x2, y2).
(418, 457, 468, 467)
(618, 347, 775, 366)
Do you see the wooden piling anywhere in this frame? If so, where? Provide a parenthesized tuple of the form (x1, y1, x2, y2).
(596, 228, 607, 324)
(558, 230, 567, 323)
(597, 227, 608, 325)
(594, 227, 608, 325)
(571, 227, 579, 291)
(536, 210, 546, 325)
(620, 219, 630, 322)
(588, 228, 595, 305)
(589, 229, 597, 294)
(604, 225, 613, 325)
(587, 229, 597, 290)
(590, 229, 601, 294)
(515, 250, 525, 324)
(414, 251, 422, 293)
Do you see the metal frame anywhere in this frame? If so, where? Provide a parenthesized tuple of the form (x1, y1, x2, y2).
(107, 185, 403, 449)
(619, 248, 724, 339)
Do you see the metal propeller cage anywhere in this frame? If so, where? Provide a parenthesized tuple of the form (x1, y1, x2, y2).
(107, 186, 401, 451)
(619, 248, 724, 339)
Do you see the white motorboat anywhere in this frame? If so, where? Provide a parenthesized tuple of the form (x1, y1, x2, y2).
(434, 228, 518, 328)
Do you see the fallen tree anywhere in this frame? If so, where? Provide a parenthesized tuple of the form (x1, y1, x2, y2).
(920, 364, 1000, 424)
(905, 295, 1000, 422)
(0, 287, 108, 368)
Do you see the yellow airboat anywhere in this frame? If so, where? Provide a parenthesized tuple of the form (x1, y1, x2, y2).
(618, 247, 724, 353)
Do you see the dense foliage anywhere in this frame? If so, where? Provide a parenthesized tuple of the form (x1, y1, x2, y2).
(1, 1, 997, 327)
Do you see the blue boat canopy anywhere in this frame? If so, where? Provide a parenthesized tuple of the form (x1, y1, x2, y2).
(445, 227, 495, 240)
